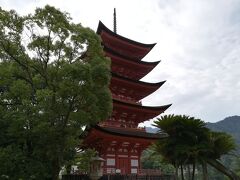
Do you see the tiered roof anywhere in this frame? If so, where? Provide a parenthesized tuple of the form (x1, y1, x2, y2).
(83, 21, 171, 150)
(97, 21, 155, 60)
(111, 73, 165, 102)
(83, 125, 168, 155)
(105, 47, 160, 80)
(111, 99, 171, 125)
(97, 21, 171, 124)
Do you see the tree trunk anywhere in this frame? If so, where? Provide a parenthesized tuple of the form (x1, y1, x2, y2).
(175, 164, 179, 180)
(187, 165, 191, 180)
(52, 159, 60, 180)
(202, 162, 208, 180)
(181, 164, 185, 180)
(192, 162, 195, 180)
(66, 164, 71, 174)
(207, 159, 240, 180)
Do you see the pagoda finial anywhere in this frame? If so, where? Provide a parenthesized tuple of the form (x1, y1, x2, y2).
(113, 8, 117, 33)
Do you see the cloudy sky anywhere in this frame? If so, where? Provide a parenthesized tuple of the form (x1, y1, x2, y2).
(1, 0, 240, 124)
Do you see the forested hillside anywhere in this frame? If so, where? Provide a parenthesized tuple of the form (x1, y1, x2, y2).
(144, 116, 240, 179)
(207, 115, 240, 148)
(146, 115, 240, 148)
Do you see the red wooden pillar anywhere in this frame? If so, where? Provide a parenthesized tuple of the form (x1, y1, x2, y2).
(82, 21, 171, 175)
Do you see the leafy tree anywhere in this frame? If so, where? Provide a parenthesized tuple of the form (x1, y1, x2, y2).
(63, 148, 97, 175)
(141, 148, 175, 174)
(0, 5, 112, 180)
(234, 157, 240, 177)
(154, 115, 209, 180)
(205, 132, 239, 180)
(153, 114, 239, 180)
(75, 149, 97, 174)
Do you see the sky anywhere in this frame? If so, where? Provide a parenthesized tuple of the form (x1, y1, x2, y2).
(1, 0, 240, 125)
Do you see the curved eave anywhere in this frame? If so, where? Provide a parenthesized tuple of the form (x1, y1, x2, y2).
(105, 47, 160, 80)
(97, 21, 156, 49)
(113, 98, 171, 112)
(112, 72, 165, 88)
(104, 46, 161, 65)
(113, 99, 172, 111)
(111, 73, 165, 101)
(93, 125, 167, 140)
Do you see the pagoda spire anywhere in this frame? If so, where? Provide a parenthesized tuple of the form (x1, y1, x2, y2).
(113, 8, 117, 33)
(84, 21, 171, 175)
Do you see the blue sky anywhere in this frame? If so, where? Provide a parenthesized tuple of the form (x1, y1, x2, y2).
(1, 0, 240, 125)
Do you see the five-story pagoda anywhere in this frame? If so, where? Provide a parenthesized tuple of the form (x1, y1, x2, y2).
(83, 12, 171, 175)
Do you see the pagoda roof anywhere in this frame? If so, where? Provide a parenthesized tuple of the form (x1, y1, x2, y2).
(111, 73, 165, 101)
(105, 47, 160, 80)
(104, 46, 160, 63)
(82, 125, 167, 153)
(112, 99, 172, 123)
(97, 21, 156, 60)
(94, 125, 167, 139)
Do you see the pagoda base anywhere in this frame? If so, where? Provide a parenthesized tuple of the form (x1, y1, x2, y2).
(101, 153, 140, 174)
(83, 126, 166, 175)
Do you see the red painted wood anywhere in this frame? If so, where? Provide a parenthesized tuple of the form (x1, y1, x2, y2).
(117, 157, 129, 174)
(82, 22, 170, 175)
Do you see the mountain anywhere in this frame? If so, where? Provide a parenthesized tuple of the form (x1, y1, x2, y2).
(146, 115, 240, 148)
(145, 126, 158, 133)
(207, 115, 240, 147)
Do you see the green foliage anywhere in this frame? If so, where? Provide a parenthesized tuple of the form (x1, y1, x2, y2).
(63, 149, 97, 175)
(75, 149, 97, 174)
(141, 148, 175, 174)
(207, 116, 240, 151)
(153, 114, 238, 180)
(204, 116, 240, 179)
(0, 5, 111, 180)
(153, 115, 209, 167)
(207, 131, 236, 159)
(233, 157, 240, 177)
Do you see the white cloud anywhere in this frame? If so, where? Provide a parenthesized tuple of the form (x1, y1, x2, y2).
(1, 0, 239, 124)
(142, 0, 240, 124)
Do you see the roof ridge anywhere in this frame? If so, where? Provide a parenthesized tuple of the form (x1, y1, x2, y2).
(97, 21, 156, 48)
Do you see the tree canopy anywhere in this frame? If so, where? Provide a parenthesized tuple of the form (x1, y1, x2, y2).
(0, 5, 112, 180)
(153, 114, 239, 180)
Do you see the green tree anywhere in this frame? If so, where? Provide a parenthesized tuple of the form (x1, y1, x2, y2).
(75, 149, 97, 174)
(154, 115, 209, 180)
(64, 148, 97, 175)
(205, 132, 239, 180)
(0, 5, 112, 180)
(153, 115, 239, 180)
(234, 157, 240, 177)
(141, 147, 175, 174)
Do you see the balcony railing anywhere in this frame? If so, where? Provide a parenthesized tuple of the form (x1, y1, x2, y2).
(99, 122, 146, 131)
(102, 168, 161, 175)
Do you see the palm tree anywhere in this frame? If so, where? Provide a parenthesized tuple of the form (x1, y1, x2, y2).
(154, 114, 209, 180)
(153, 114, 240, 180)
(204, 132, 239, 180)
(235, 157, 240, 177)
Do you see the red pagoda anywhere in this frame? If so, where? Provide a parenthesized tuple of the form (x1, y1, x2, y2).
(83, 17, 171, 175)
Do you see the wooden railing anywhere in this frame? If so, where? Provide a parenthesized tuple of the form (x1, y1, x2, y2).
(102, 168, 161, 175)
(99, 122, 146, 131)
(112, 94, 141, 105)
(62, 174, 175, 180)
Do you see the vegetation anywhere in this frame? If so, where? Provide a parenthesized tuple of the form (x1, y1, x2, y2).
(0, 5, 112, 180)
(74, 149, 97, 174)
(207, 116, 240, 149)
(206, 115, 240, 179)
(235, 157, 240, 177)
(153, 114, 239, 180)
(63, 148, 97, 175)
(141, 147, 175, 174)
